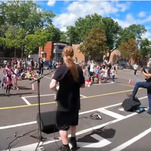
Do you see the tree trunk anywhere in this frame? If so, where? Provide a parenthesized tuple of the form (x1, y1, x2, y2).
(21, 47, 24, 58)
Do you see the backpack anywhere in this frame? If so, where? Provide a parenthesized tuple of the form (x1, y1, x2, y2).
(122, 98, 141, 111)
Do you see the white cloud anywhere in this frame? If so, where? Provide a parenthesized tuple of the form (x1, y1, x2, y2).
(138, 11, 146, 18)
(47, 0, 56, 6)
(140, 15, 151, 24)
(53, 13, 78, 31)
(142, 31, 151, 41)
(115, 2, 131, 12)
(52, 1, 131, 31)
(114, 14, 136, 28)
(114, 13, 151, 29)
(114, 14, 151, 40)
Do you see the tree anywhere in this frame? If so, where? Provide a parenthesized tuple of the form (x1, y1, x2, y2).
(60, 32, 69, 43)
(66, 13, 103, 44)
(117, 24, 147, 47)
(0, 0, 55, 57)
(65, 14, 122, 52)
(1, 25, 26, 57)
(118, 39, 141, 63)
(3, 25, 17, 48)
(0, 1, 55, 33)
(140, 39, 151, 58)
(79, 27, 108, 60)
(66, 26, 79, 45)
(25, 29, 53, 55)
(45, 25, 61, 42)
(102, 17, 121, 50)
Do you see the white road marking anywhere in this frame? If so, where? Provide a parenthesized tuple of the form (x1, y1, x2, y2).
(0, 121, 37, 130)
(45, 76, 52, 79)
(1, 96, 147, 130)
(119, 108, 124, 111)
(79, 102, 122, 115)
(139, 96, 147, 100)
(0, 102, 129, 131)
(78, 134, 111, 148)
(21, 97, 31, 105)
(1, 96, 148, 151)
(3, 112, 136, 151)
(93, 82, 115, 86)
(21, 94, 55, 105)
(24, 93, 55, 98)
(44, 112, 137, 145)
(80, 94, 87, 98)
(111, 127, 151, 151)
(97, 108, 124, 119)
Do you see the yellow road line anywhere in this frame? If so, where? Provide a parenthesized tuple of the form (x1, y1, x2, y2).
(83, 89, 133, 99)
(0, 89, 135, 110)
(0, 102, 56, 110)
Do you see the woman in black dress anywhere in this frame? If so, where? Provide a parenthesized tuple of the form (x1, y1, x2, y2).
(50, 46, 85, 151)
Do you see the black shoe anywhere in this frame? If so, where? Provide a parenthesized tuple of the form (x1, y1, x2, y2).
(127, 94, 135, 100)
(58, 145, 71, 151)
(69, 137, 77, 150)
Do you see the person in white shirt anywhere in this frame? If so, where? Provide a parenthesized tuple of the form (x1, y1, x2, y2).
(133, 63, 138, 75)
(89, 60, 95, 83)
(111, 66, 116, 83)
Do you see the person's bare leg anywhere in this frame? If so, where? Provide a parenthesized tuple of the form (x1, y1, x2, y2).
(70, 126, 76, 137)
(59, 130, 68, 145)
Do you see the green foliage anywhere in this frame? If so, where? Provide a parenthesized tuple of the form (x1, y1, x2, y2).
(118, 39, 141, 62)
(0, 0, 150, 61)
(46, 25, 61, 42)
(80, 27, 108, 60)
(25, 29, 53, 54)
(60, 32, 69, 43)
(117, 24, 147, 47)
(66, 26, 80, 45)
(0, 0, 56, 56)
(140, 39, 151, 57)
(4, 25, 17, 48)
(67, 14, 103, 44)
(66, 14, 121, 50)
(102, 17, 121, 49)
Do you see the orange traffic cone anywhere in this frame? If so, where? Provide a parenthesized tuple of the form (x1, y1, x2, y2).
(129, 79, 132, 84)
(32, 83, 34, 90)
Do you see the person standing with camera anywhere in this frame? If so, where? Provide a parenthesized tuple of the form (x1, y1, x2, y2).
(50, 46, 85, 151)
(130, 66, 151, 114)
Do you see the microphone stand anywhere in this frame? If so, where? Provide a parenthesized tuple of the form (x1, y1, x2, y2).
(30, 70, 55, 150)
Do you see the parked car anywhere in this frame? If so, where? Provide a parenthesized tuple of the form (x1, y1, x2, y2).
(117, 61, 130, 70)
(43, 61, 50, 70)
(117, 65, 124, 70)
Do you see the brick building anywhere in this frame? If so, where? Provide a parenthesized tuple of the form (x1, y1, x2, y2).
(39, 42, 68, 62)
(39, 42, 85, 63)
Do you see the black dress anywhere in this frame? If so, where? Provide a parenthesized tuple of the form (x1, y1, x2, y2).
(53, 64, 85, 130)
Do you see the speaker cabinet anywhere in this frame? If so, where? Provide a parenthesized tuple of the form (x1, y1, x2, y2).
(37, 111, 58, 134)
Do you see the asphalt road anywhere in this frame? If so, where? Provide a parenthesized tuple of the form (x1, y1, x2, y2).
(0, 69, 151, 151)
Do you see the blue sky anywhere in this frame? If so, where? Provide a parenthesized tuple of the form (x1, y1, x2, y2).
(35, 0, 151, 40)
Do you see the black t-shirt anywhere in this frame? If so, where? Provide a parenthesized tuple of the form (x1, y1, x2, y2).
(53, 64, 85, 112)
(146, 68, 151, 82)
(39, 60, 44, 69)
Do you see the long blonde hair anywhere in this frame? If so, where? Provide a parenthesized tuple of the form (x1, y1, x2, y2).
(62, 46, 79, 81)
